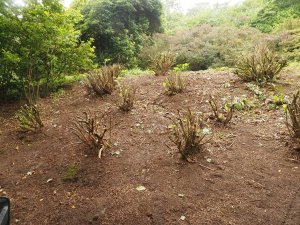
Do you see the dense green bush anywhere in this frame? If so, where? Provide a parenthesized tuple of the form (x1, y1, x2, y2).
(234, 44, 287, 85)
(162, 0, 266, 32)
(75, 0, 163, 67)
(252, 0, 300, 33)
(140, 25, 265, 71)
(0, 0, 95, 102)
(279, 29, 300, 62)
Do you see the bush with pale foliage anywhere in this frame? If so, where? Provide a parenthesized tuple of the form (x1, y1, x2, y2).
(234, 44, 287, 85)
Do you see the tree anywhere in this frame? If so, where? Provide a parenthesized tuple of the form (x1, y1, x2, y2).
(0, 0, 22, 101)
(252, 0, 300, 32)
(0, 0, 95, 102)
(76, 0, 163, 67)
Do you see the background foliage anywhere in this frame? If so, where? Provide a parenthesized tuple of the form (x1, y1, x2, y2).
(140, 0, 300, 70)
(1, 0, 299, 102)
(73, 0, 163, 67)
(0, 0, 95, 102)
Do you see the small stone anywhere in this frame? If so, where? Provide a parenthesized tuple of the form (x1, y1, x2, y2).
(206, 158, 212, 163)
(136, 185, 146, 191)
(27, 171, 34, 176)
(111, 150, 121, 157)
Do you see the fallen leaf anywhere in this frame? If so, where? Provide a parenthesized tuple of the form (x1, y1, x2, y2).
(136, 185, 146, 191)
(111, 150, 121, 157)
(27, 171, 34, 176)
(206, 158, 212, 163)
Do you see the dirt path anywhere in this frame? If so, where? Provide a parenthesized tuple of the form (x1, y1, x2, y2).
(0, 71, 299, 225)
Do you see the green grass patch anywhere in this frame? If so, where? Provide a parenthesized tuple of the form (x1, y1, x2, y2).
(208, 67, 233, 72)
(120, 68, 154, 77)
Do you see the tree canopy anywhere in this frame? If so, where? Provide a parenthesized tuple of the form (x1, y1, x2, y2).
(252, 0, 300, 32)
(0, 0, 95, 101)
(75, 0, 163, 67)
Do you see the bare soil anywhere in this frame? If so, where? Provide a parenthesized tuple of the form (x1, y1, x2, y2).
(0, 71, 300, 225)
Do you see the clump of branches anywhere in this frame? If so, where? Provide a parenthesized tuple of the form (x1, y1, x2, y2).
(118, 83, 137, 111)
(234, 44, 287, 86)
(208, 95, 234, 125)
(24, 79, 40, 105)
(286, 91, 300, 138)
(163, 72, 186, 95)
(85, 66, 118, 96)
(169, 109, 212, 160)
(16, 104, 43, 132)
(102, 64, 122, 79)
(71, 111, 116, 158)
(151, 51, 176, 76)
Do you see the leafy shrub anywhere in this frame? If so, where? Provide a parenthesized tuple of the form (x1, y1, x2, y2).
(169, 109, 211, 160)
(0, 1, 95, 102)
(118, 83, 137, 111)
(172, 63, 189, 72)
(16, 104, 43, 132)
(71, 111, 113, 158)
(232, 97, 257, 111)
(286, 91, 300, 138)
(101, 64, 122, 79)
(268, 94, 288, 110)
(208, 95, 234, 125)
(85, 67, 118, 96)
(141, 25, 265, 71)
(78, 0, 163, 67)
(234, 44, 287, 85)
(252, 1, 300, 33)
(150, 52, 176, 76)
(279, 29, 300, 62)
(246, 83, 266, 100)
(63, 164, 79, 182)
(163, 72, 186, 95)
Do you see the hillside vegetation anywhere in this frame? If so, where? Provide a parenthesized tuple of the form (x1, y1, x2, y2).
(0, 0, 299, 224)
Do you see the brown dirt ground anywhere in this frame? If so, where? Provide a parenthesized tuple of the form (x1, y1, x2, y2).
(0, 70, 300, 225)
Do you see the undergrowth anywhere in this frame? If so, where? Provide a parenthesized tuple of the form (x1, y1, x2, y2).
(85, 65, 120, 95)
(234, 44, 287, 85)
(150, 52, 176, 76)
(71, 111, 115, 158)
(208, 95, 234, 125)
(118, 83, 137, 111)
(16, 104, 43, 132)
(163, 72, 186, 95)
(168, 109, 211, 160)
(286, 91, 300, 138)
